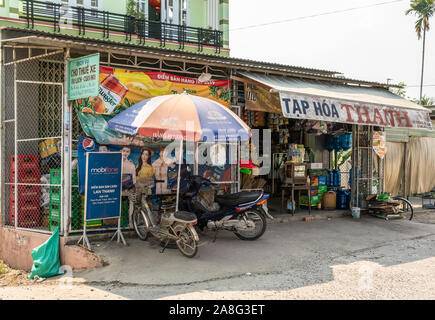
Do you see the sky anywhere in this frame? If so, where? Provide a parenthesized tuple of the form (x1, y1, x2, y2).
(228, 0, 435, 101)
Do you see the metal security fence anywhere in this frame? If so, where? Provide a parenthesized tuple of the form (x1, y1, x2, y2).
(20, 0, 223, 53)
(351, 125, 385, 208)
(2, 47, 65, 234)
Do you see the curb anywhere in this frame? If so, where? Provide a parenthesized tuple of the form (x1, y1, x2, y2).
(267, 211, 350, 224)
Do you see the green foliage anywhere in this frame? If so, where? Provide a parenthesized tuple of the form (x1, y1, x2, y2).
(406, 0, 435, 39)
(413, 94, 435, 105)
(333, 149, 352, 169)
(209, 86, 232, 105)
(126, 0, 146, 19)
(389, 82, 407, 97)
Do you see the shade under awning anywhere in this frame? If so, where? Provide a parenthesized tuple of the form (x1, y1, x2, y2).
(238, 72, 433, 130)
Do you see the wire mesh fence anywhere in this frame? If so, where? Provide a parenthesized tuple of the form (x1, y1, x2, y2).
(2, 47, 65, 233)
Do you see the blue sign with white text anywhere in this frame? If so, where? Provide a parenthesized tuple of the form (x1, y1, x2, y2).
(85, 152, 122, 221)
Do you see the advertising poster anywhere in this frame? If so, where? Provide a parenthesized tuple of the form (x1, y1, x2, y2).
(68, 54, 100, 101)
(75, 67, 232, 147)
(78, 136, 193, 195)
(85, 152, 122, 221)
(373, 131, 387, 159)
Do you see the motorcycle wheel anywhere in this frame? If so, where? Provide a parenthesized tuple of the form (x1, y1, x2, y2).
(234, 208, 267, 241)
(133, 208, 150, 241)
(175, 225, 198, 258)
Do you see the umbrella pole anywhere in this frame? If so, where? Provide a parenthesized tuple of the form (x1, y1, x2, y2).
(176, 140, 183, 212)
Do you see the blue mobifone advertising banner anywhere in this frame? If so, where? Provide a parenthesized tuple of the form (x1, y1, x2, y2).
(85, 152, 122, 221)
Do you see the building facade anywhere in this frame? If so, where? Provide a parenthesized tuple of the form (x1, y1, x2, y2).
(0, 0, 229, 56)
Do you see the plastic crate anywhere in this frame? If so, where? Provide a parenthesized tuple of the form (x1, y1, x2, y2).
(50, 169, 61, 185)
(49, 218, 60, 232)
(49, 203, 61, 220)
(50, 186, 61, 203)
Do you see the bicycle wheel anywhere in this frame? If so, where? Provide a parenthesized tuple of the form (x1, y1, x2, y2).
(393, 197, 414, 221)
(133, 208, 150, 240)
(175, 225, 198, 258)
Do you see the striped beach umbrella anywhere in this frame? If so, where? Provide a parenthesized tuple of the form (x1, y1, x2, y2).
(107, 93, 250, 142)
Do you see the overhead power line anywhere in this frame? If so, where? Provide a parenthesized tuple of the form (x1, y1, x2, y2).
(229, 0, 406, 32)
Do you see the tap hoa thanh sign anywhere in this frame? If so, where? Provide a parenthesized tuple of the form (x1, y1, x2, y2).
(280, 93, 433, 130)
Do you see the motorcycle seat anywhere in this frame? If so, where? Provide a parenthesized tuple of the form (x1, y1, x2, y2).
(174, 211, 197, 222)
(215, 191, 263, 207)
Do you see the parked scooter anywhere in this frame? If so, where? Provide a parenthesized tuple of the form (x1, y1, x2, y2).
(180, 175, 271, 240)
(131, 180, 200, 258)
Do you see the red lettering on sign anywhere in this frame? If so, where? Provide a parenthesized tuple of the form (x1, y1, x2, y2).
(373, 108, 386, 126)
(395, 111, 412, 128)
(356, 106, 374, 124)
(384, 110, 396, 127)
(341, 104, 355, 122)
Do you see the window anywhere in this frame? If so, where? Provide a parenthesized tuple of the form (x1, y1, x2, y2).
(162, 0, 189, 26)
(207, 0, 219, 30)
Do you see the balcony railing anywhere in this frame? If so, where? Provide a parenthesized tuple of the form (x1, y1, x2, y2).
(20, 0, 223, 53)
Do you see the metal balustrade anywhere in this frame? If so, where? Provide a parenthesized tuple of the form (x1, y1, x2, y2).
(20, 0, 223, 53)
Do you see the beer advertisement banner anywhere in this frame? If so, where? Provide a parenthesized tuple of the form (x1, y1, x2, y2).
(75, 66, 232, 146)
(244, 83, 282, 114)
(280, 92, 433, 130)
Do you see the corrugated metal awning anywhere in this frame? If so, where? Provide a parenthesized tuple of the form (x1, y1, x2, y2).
(238, 72, 428, 112)
(237, 72, 432, 130)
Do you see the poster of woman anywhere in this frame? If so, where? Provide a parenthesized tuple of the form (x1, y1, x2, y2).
(136, 148, 155, 189)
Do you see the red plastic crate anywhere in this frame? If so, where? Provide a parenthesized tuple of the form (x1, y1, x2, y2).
(10, 185, 41, 199)
(9, 206, 41, 228)
(10, 155, 39, 168)
(10, 168, 40, 184)
(10, 154, 40, 184)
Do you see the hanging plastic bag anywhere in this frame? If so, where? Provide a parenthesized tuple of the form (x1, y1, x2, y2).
(28, 227, 64, 279)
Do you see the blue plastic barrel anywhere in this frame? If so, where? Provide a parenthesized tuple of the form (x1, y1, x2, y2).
(336, 191, 347, 210)
(332, 169, 341, 187)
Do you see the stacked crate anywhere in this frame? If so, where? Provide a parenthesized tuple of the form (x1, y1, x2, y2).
(318, 176, 328, 203)
(9, 155, 41, 228)
(49, 169, 62, 231)
(299, 175, 327, 208)
(71, 169, 81, 230)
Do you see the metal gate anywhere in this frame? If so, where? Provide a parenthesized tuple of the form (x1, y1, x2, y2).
(1, 46, 66, 234)
(351, 125, 385, 208)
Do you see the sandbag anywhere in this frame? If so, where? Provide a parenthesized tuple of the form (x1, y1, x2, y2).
(28, 227, 64, 279)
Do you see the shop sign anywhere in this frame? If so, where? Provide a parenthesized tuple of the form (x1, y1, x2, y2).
(84, 152, 122, 220)
(280, 93, 433, 130)
(373, 131, 387, 159)
(68, 54, 100, 100)
(244, 83, 282, 114)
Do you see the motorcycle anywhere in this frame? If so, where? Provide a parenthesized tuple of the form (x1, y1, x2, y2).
(131, 180, 200, 258)
(180, 175, 271, 241)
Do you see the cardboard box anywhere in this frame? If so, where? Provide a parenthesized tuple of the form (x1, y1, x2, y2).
(39, 139, 59, 159)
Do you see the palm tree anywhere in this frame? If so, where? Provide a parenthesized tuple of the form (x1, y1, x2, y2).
(406, 0, 435, 103)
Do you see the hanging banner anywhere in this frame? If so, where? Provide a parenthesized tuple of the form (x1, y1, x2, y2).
(75, 66, 232, 146)
(373, 131, 387, 159)
(84, 152, 122, 221)
(244, 83, 282, 114)
(280, 93, 433, 130)
(68, 54, 100, 100)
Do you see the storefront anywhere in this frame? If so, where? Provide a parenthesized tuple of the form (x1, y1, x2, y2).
(1, 29, 432, 269)
(232, 72, 433, 215)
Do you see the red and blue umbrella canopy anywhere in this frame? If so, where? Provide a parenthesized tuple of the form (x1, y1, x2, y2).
(108, 94, 250, 142)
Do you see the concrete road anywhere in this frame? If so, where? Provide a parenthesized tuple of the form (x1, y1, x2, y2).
(1, 214, 434, 299)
